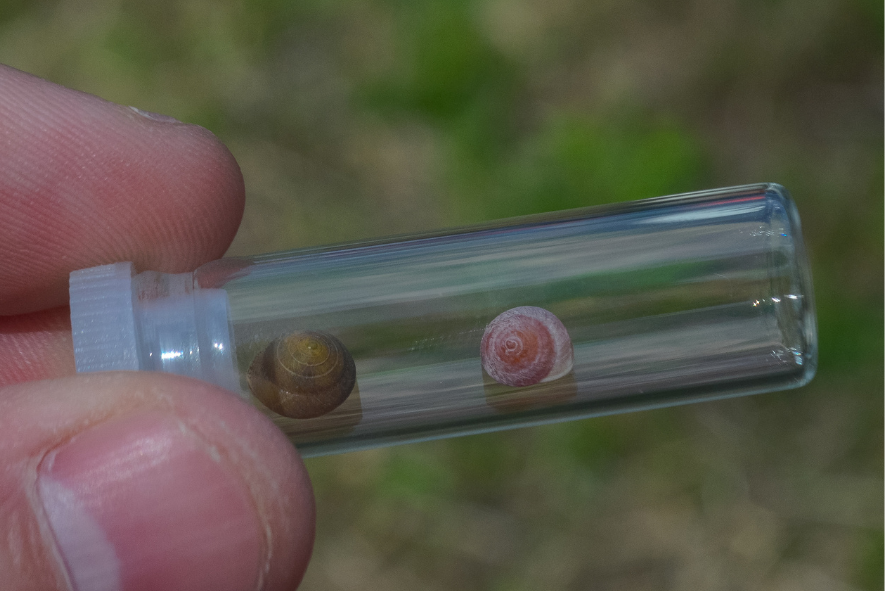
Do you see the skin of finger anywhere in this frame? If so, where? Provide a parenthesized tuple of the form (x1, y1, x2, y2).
(0, 372, 315, 591)
(0, 64, 245, 315)
(0, 307, 74, 387)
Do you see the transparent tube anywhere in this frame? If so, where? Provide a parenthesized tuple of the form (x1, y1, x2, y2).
(70, 183, 817, 456)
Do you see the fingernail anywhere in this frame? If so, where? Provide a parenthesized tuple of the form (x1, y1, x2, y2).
(37, 413, 264, 591)
(128, 106, 181, 123)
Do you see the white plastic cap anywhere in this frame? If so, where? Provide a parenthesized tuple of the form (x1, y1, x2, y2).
(69, 262, 242, 396)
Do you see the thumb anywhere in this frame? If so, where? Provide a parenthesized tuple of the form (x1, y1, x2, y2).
(0, 372, 315, 591)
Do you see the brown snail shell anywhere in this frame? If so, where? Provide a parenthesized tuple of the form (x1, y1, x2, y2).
(248, 331, 356, 419)
(480, 306, 573, 387)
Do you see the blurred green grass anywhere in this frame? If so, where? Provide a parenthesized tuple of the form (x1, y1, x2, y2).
(1, 0, 881, 589)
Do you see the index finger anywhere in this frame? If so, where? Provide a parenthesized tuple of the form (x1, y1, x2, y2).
(0, 65, 245, 315)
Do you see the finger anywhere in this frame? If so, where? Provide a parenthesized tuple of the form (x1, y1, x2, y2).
(0, 307, 74, 387)
(0, 65, 245, 315)
(0, 372, 315, 591)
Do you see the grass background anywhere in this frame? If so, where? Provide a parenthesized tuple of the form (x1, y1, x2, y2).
(1, 0, 882, 589)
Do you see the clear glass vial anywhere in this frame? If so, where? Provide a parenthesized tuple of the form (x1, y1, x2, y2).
(69, 183, 817, 456)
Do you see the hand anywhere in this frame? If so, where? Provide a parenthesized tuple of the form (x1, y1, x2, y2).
(0, 65, 315, 591)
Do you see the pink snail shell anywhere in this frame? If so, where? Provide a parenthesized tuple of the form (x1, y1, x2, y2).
(480, 306, 574, 387)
